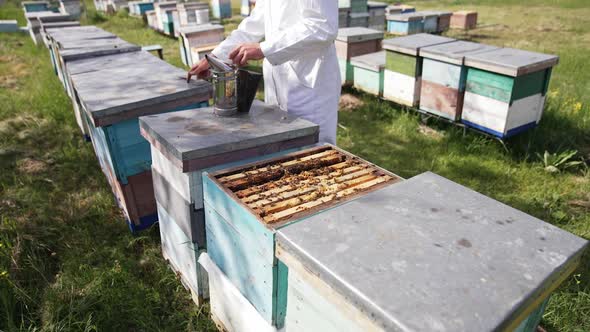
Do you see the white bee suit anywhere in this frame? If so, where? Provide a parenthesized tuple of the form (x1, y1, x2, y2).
(211, 0, 341, 144)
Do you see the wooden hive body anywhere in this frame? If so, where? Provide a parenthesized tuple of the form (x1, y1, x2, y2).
(139, 101, 319, 303)
(382, 34, 455, 106)
(461, 48, 558, 138)
(178, 24, 224, 67)
(451, 10, 478, 30)
(386, 12, 423, 35)
(351, 51, 385, 96)
(276, 172, 587, 332)
(421, 12, 439, 33)
(203, 145, 402, 327)
(419, 41, 499, 121)
(68, 51, 211, 230)
(336, 27, 384, 84)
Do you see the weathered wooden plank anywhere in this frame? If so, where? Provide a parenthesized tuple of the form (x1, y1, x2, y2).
(275, 172, 588, 332)
(335, 39, 382, 61)
(462, 91, 510, 135)
(157, 203, 208, 304)
(152, 168, 205, 247)
(199, 253, 278, 332)
(466, 67, 514, 103)
(419, 79, 463, 121)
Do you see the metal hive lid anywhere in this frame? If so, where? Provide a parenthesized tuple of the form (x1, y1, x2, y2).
(277, 171, 588, 332)
(382, 33, 455, 56)
(464, 47, 559, 77)
(350, 50, 385, 71)
(336, 27, 384, 43)
(419, 40, 500, 65)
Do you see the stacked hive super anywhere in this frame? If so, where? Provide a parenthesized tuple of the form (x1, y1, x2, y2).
(202, 145, 401, 330)
(44, 25, 211, 232)
(177, 2, 209, 26)
(178, 24, 224, 67)
(367, 1, 386, 30)
(336, 27, 383, 85)
(152, 1, 177, 34)
(382, 34, 455, 106)
(139, 100, 319, 309)
(461, 48, 558, 138)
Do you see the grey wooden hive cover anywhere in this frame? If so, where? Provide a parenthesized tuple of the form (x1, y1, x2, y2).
(464, 47, 559, 77)
(66, 50, 149, 76)
(420, 41, 499, 65)
(178, 23, 224, 35)
(277, 172, 588, 332)
(350, 51, 385, 72)
(336, 27, 384, 43)
(386, 12, 423, 22)
(58, 39, 140, 61)
(382, 33, 455, 56)
(139, 100, 319, 170)
(71, 53, 211, 127)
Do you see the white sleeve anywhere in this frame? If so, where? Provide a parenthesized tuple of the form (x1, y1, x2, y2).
(211, 0, 266, 61)
(259, 0, 338, 66)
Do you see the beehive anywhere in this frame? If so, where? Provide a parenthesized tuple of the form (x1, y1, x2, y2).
(189, 43, 217, 65)
(68, 51, 211, 231)
(0, 20, 19, 33)
(161, 8, 177, 36)
(139, 100, 319, 306)
(351, 51, 385, 96)
(385, 4, 415, 15)
(40, 20, 79, 48)
(462, 48, 558, 138)
(419, 41, 499, 121)
(128, 1, 154, 16)
(336, 27, 384, 85)
(367, 1, 386, 30)
(146, 10, 157, 30)
(153, 1, 177, 32)
(382, 34, 455, 106)
(421, 11, 439, 33)
(203, 145, 402, 327)
(386, 12, 423, 35)
(22, 1, 50, 13)
(200, 254, 278, 332)
(178, 24, 224, 67)
(26, 11, 72, 44)
(451, 10, 477, 30)
(59, 0, 81, 19)
(276, 172, 588, 332)
(348, 12, 369, 28)
(339, 0, 368, 13)
(338, 6, 350, 28)
(211, 0, 231, 19)
(177, 1, 208, 26)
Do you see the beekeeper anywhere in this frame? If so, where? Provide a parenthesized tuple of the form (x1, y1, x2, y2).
(188, 0, 341, 145)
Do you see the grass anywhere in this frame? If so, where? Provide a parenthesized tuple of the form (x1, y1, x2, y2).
(0, 0, 588, 331)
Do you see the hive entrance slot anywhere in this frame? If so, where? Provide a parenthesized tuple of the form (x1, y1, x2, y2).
(214, 147, 399, 224)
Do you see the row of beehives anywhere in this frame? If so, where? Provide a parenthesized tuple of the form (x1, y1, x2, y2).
(337, 28, 559, 139)
(387, 10, 477, 35)
(22, 0, 82, 44)
(39, 21, 587, 332)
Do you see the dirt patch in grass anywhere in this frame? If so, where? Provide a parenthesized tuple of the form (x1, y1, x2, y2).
(418, 124, 444, 140)
(339, 94, 364, 112)
(0, 55, 29, 91)
(17, 158, 48, 174)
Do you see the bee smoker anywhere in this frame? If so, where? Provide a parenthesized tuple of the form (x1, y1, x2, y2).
(205, 54, 262, 116)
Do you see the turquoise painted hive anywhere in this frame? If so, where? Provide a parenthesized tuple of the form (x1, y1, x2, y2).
(203, 145, 401, 328)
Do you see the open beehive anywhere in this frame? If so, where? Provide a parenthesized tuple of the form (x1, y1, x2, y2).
(211, 146, 399, 224)
(202, 145, 401, 327)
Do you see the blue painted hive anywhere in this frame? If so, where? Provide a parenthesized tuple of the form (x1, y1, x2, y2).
(462, 48, 559, 138)
(22, 1, 50, 12)
(68, 51, 211, 232)
(386, 12, 423, 35)
(139, 100, 319, 306)
(203, 145, 402, 327)
(211, 0, 231, 19)
(276, 172, 588, 332)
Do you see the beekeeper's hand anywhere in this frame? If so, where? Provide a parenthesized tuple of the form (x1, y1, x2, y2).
(229, 43, 264, 67)
(187, 58, 211, 82)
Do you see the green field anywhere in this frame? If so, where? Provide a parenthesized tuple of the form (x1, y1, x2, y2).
(0, 0, 589, 331)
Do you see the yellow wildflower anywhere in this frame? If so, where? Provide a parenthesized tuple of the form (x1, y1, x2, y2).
(573, 102, 582, 113)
